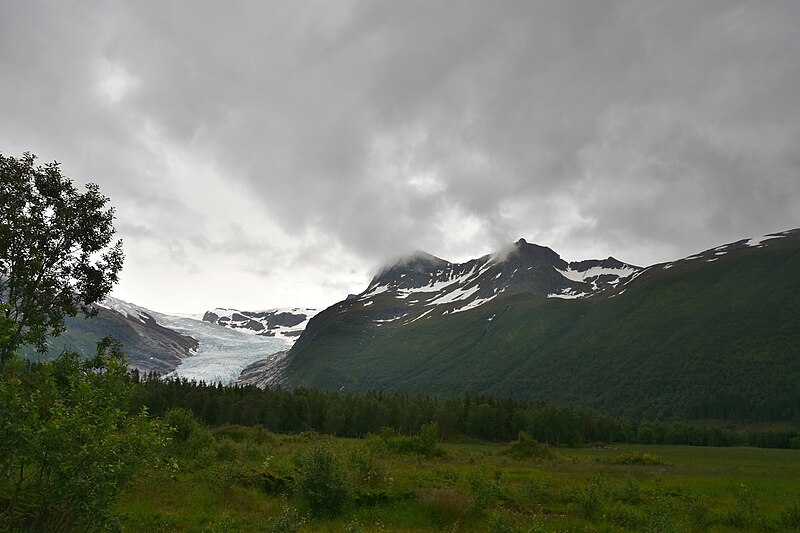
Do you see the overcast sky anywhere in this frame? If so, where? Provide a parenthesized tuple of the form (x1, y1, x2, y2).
(2, 1, 799, 313)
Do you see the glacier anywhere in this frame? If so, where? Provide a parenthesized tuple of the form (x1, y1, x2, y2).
(102, 297, 290, 385)
(155, 312, 291, 385)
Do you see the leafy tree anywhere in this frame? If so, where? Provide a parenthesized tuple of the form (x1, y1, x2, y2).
(293, 436, 350, 517)
(164, 407, 201, 443)
(0, 153, 165, 530)
(0, 152, 123, 369)
(0, 339, 167, 531)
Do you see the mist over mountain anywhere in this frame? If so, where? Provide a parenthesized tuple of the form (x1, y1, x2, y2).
(276, 229, 800, 421)
(37, 229, 800, 422)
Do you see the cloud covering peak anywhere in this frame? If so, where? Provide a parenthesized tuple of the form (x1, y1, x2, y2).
(2, 1, 799, 312)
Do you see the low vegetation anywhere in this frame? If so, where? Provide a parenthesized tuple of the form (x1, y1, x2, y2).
(113, 419, 800, 532)
(0, 341, 167, 531)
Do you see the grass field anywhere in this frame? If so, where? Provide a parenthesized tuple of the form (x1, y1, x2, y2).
(114, 425, 800, 532)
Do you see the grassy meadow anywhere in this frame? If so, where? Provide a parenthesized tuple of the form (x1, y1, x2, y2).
(114, 425, 800, 532)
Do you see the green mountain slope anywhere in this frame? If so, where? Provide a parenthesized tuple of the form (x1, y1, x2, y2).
(282, 231, 800, 421)
(25, 298, 198, 374)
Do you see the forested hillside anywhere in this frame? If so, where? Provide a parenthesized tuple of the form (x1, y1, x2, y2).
(282, 232, 800, 422)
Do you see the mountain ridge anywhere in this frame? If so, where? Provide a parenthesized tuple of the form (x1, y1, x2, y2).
(201, 307, 318, 340)
(277, 228, 800, 421)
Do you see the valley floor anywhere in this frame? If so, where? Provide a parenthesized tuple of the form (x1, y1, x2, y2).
(115, 428, 800, 532)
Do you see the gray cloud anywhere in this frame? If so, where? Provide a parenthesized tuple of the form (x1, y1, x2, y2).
(2, 1, 799, 311)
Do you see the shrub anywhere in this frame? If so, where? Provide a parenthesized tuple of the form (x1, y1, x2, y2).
(215, 437, 240, 461)
(344, 518, 366, 533)
(366, 422, 443, 458)
(502, 432, 557, 460)
(523, 478, 551, 503)
(609, 451, 667, 465)
(0, 346, 167, 531)
(468, 470, 498, 512)
(682, 491, 711, 528)
(293, 436, 350, 516)
(164, 407, 200, 442)
(268, 500, 307, 533)
(618, 477, 642, 504)
(488, 510, 516, 533)
(348, 445, 384, 488)
(571, 476, 607, 519)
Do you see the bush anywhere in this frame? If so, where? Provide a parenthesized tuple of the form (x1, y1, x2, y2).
(571, 476, 607, 519)
(488, 510, 516, 533)
(0, 345, 167, 531)
(348, 445, 384, 488)
(366, 422, 443, 458)
(164, 408, 214, 460)
(268, 500, 307, 533)
(609, 451, 667, 465)
(293, 436, 350, 516)
(468, 470, 498, 512)
(502, 432, 557, 460)
(164, 407, 200, 443)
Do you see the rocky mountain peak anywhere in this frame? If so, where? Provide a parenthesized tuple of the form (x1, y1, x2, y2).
(505, 239, 566, 269)
(202, 307, 318, 341)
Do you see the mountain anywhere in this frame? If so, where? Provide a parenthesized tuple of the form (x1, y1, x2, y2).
(277, 229, 800, 421)
(287, 238, 641, 361)
(38, 298, 294, 382)
(201, 307, 318, 341)
(41, 297, 199, 374)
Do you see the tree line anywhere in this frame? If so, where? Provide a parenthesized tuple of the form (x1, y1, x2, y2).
(132, 372, 800, 449)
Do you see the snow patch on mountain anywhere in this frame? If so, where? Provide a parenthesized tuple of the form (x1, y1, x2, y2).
(547, 288, 589, 300)
(746, 234, 786, 247)
(452, 296, 496, 313)
(354, 240, 643, 321)
(98, 297, 150, 324)
(556, 264, 638, 283)
(427, 283, 481, 306)
(202, 307, 319, 343)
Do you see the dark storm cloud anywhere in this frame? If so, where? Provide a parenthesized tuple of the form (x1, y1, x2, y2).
(2, 1, 799, 309)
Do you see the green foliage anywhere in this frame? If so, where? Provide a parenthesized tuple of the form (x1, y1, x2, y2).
(133, 378, 800, 449)
(468, 469, 499, 512)
(111, 421, 800, 532)
(292, 436, 350, 517)
(0, 341, 167, 530)
(571, 476, 608, 519)
(487, 510, 516, 533)
(780, 500, 800, 529)
(268, 500, 307, 533)
(502, 432, 557, 460)
(348, 446, 384, 488)
(609, 450, 668, 465)
(367, 422, 444, 458)
(282, 239, 800, 422)
(164, 407, 200, 443)
(133, 377, 800, 450)
(618, 477, 643, 504)
(0, 152, 123, 369)
(681, 490, 711, 528)
(343, 517, 366, 533)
